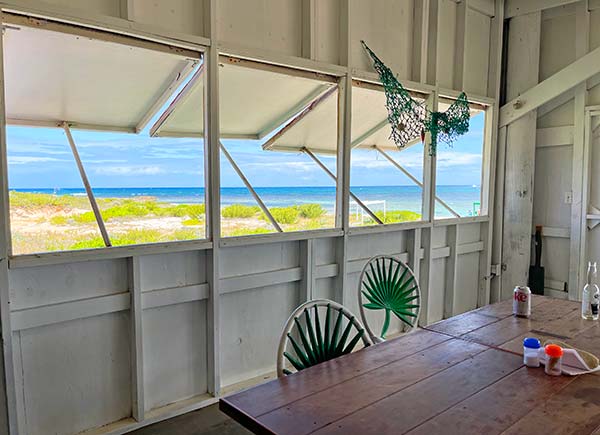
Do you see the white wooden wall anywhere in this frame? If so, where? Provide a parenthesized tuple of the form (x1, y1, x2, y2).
(497, 0, 600, 302)
(0, 1, 501, 434)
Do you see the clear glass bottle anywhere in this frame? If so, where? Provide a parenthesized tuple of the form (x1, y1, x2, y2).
(582, 262, 600, 320)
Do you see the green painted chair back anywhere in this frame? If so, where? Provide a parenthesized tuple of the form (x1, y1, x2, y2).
(358, 255, 421, 343)
(277, 299, 372, 377)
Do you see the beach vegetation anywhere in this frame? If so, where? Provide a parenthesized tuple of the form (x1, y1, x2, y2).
(369, 210, 421, 224)
(182, 218, 203, 226)
(264, 207, 299, 225)
(295, 203, 326, 219)
(222, 204, 260, 218)
(49, 215, 68, 225)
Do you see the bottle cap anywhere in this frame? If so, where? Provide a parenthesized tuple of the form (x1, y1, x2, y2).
(523, 337, 541, 349)
(545, 344, 564, 358)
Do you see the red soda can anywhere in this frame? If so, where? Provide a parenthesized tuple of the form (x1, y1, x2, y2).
(513, 286, 531, 318)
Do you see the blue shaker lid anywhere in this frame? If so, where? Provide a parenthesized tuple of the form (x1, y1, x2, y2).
(523, 337, 541, 349)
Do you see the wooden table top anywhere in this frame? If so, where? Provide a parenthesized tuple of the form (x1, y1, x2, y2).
(220, 296, 600, 435)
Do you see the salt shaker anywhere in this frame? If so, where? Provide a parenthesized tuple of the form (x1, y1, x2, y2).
(523, 337, 541, 367)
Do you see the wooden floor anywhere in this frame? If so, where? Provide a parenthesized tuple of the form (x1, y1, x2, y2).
(131, 404, 251, 435)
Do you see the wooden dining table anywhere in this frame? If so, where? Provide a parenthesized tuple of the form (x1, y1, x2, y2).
(220, 296, 600, 435)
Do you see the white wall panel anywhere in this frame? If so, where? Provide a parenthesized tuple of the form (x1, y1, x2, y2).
(9, 259, 127, 310)
(139, 251, 206, 291)
(130, 0, 206, 36)
(454, 252, 480, 313)
(350, 0, 414, 79)
(539, 11, 575, 81)
(463, 7, 491, 95)
(314, 0, 341, 64)
(143, 301, 208, 412)
(19, 313, 131, 435)
(217, 0, 303, 57)
(40, 0, 122, 17)
(220, 283, 298, 387)
(534, 146, 572, 228)
(435, 0, 457, 88)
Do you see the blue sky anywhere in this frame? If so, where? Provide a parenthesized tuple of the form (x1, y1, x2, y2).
(6, 113, 484, 189)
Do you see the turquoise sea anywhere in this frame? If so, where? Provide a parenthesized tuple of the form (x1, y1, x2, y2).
(12, 185, 482, 218)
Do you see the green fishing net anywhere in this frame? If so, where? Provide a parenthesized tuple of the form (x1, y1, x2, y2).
(361, 41, 470, 156)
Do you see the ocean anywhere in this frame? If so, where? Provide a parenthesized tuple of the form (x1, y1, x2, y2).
(12, 185, 482, 218)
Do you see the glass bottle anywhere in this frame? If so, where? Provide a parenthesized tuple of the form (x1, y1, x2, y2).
(582, 262, 600, 320)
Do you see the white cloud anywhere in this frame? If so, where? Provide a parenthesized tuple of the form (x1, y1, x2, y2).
(94, 165, 166, 176)
(8, 156, 66, 165)
(436, 151, 481, 168)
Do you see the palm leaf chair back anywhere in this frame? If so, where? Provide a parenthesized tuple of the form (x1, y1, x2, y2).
(358, 255, 421, 343)
(277, 299, 372, 377)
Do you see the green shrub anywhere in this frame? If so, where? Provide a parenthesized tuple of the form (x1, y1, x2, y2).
(73, 212, 97, 223)
(182, 218, 203, 226)
(264, 207, 299, 225)
(49, 215, 68, 225)
(371, 210, 422, 224)
(161, 204, 205, 218)
(222, 204, 260, 218)
(69, 237, 106, 250)
(296, 203, 326, 219)
(9, 191, 90, 208)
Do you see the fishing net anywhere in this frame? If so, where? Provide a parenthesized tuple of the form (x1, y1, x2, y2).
(361, 41, 471, 156)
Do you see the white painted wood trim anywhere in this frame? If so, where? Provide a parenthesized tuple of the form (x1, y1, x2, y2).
(9, 239, 213, 269)
(0, 23, 17, 434)
(220, 228, 344, 248)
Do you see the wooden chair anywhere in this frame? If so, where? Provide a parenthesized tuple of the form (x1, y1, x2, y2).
(358, 255, 421, 343)
(277, 299, 372, 377)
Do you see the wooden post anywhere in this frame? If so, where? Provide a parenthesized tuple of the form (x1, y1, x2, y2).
(63, 123, 112, 247)
(500, 12, 541, 300)
(204, 0, 221, 397)
(0, 27, 18, 435)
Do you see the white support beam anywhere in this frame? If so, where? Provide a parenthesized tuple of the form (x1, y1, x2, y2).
(128, 257, 144, 422)
(376, 147, 460, 218)
(571, 2, 591, 300)
(499, 45, 600, 128)
(150, 64, 205, 137)
(219, 141, 283, 233)
(204, 0, 221, 398)
(257, 85, 331, 139)
(262, 85, 337, 151)
(136, 59, 198, 133)
(0, 25, 17, 435)
(63, 123, 112, 247)
(7, 118, 136, 134)
(500, 12, 541, 301)
(299, 239, 315, 303)
(505, 0, 580, 19)
(444, 225, 459, 318)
